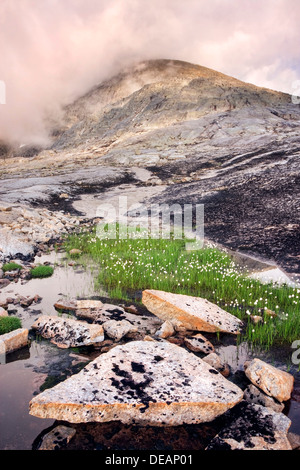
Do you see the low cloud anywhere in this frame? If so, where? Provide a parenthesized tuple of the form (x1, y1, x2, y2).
(0, 0, 299, 146)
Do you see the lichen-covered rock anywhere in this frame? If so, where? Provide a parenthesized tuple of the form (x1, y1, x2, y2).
(0, 328, 28, 354)
(142, 290, 243, 334)
(243, 384, 284, 413)
(29, 340, 243, 426)
(37, 425, 76, 450)
(184, 334, 214, 354)
(206, 401, 292, 450)
(244, 358, 294, 402)
(103, 319, 138, 342)
(76, 303, 162, 337)
(31, 315, 104, 349)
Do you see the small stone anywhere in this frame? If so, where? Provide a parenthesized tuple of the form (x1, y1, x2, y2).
(250, 315, 263, 325)
(143, 335, 156, 342)
(265, 309, 277, 318)
(37, 425, 76, 450)
(103, 319, 138, 342)
(0, 307, 8, 317)
(167, 337, 184, 346)
(54, 300, 77, 312)
(0, 279, 10, 288)
(124, 305, 139, 315)
(184, 334, 214, 354)
(155, 320, 175, 339)
(244, 358, 294, 402)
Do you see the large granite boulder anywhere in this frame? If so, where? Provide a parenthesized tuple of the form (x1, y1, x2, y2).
(29, 340, 243, 426)
(142, 290, 243, 334)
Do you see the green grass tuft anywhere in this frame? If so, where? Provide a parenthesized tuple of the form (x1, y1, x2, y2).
(30, 265, 54, 278)
(2, 262, 22, 272)
(0, 316, 22, 335)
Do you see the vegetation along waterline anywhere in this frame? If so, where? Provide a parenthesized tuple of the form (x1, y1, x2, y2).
(63, 226, 300, 350)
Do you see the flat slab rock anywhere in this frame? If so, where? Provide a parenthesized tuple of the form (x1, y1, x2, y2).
(31, 315, 104, 349)
(142, 290, 243, 334)
(206, 401, 292, 450)
(29, 340, 243, 426)
(244, 358, 294, 402)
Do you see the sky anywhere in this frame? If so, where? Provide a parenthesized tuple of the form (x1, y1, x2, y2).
(0, 0, 299, 146)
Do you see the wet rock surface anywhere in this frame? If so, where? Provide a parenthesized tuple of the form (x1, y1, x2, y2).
(29, 340, 243, 426)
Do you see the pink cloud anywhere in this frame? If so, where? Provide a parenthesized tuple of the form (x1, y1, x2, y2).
(0, 0, 299, 145)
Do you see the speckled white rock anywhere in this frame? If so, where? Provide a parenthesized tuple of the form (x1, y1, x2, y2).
(244, 358, 294, 402)
(103, 319, 138, 341)
(29, 340, 243, 426)
(184, 334, 214, 354)
(142, 290, 243, 334)
(31, 315, 104, 349)
(0, 328, 28, 353)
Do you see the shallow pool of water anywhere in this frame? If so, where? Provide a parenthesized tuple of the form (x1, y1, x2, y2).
(0, 250, 299, 450)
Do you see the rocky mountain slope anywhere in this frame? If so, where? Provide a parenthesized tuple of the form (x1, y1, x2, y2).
(1, 59, 300, 277)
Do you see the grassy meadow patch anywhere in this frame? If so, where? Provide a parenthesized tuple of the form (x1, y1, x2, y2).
(63, 226, 300, 349)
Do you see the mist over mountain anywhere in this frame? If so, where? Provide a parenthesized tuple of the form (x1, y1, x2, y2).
(1, 59, 300, 277)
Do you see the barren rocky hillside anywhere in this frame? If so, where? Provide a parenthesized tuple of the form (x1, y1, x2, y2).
(1, 59, 300, 277)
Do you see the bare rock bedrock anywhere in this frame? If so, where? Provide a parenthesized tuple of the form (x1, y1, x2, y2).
(29, 340, 243, 426)
(1, 59, 300, 277)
